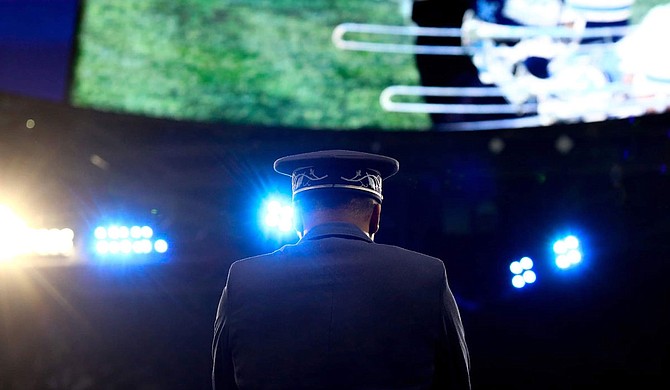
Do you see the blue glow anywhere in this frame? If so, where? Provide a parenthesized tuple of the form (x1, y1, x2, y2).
(92, 224, 168, 259)
(552, 234, 583, 270)
(510, 256, 536, 288)
(260, 197, 297, 237)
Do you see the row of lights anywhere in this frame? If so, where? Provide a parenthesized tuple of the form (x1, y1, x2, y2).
(93, 225, 168, 255)
(509, 234, 583, 289)
(3, 196, 585, 277)
(0, 205, 169, 264)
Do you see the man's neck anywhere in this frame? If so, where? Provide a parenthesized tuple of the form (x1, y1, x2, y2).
(302, 213, 370, 238)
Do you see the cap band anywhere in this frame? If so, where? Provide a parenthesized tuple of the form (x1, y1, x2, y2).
(291, 166, 383, 201)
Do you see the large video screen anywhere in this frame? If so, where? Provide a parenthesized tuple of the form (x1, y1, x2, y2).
(69, 0, 668, 131)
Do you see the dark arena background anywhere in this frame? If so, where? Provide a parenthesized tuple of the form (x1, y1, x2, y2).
(1, 1, 669, 389)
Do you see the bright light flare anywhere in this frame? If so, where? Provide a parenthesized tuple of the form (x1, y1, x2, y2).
(262, 199, 295, 233)
(0, 205, 29, 261)
(0, 206, 75, 262)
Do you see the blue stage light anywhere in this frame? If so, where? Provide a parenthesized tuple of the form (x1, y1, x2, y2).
(96, 240, 109, 254)
(92, 224, 168, 259)
(141, 226, 153, 239)
(553, 234, 582, 269)
(510, 256, 536, 289)
(260, 197, 296, 236)
(130, 226, 142, 239)
(154, 239, 168, 254)
(131, 239, 152, 254)
(94, 226, 107, 240)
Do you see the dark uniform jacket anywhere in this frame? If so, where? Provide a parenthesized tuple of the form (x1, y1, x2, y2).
(212, 222, 470, 389)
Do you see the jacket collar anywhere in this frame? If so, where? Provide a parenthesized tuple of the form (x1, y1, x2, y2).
(299, 222, 373, 243)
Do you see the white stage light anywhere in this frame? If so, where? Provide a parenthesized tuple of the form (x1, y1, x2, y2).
(96, 240, 110, 254)
(261, 197, 296, 236)
(510, 256, 536, 288)
(0, 205, 75, 262)
(141, 226, 153, 239)
(94, 226, 107, 240)
(154, 239, 168, 254)
(523, 270, 537, 284)
(553, 234, 583, 270)
(130, 226, 142, 239)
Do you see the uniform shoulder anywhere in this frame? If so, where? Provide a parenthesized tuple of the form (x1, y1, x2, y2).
(228, 244, 295, 271)
(375, 243, 446, 269)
